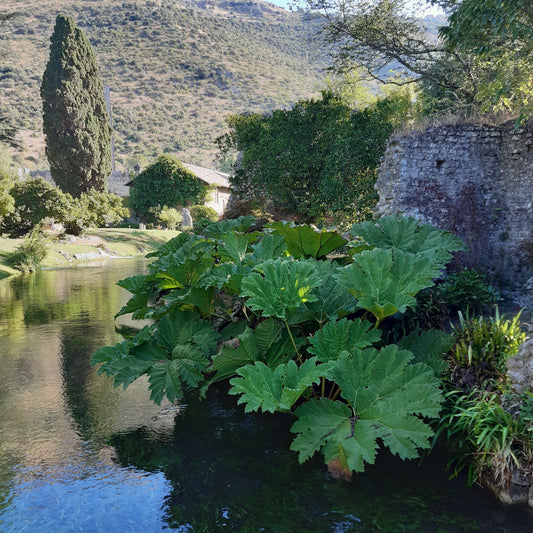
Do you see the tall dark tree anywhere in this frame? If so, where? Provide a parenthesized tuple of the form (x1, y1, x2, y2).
(41, 14, 111, 196)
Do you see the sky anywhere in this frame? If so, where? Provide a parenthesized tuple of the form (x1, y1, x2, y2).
(266, 0, 444, 17)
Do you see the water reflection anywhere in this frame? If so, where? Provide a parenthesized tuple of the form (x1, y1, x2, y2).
(0, 261, 532, 532)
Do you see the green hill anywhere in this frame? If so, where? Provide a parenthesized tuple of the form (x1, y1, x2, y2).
(0, 0, 328, 171)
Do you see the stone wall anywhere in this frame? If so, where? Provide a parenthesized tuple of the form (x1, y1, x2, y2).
(375, 120, 533, 309)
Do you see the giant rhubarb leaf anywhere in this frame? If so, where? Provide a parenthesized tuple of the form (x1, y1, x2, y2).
(350, 215, 465, 268)
(334, 248, 438, 322)
(229, 357, 326, 413)
(290, 347, 442, 472)
(155, 310, 220, 357)
(269, 221, 347, 259)
(240, 259, 321, 320)
(304, 260, 357, 322)
(307, 318, 381, 361)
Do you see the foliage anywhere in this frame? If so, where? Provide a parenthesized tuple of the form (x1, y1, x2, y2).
(0, 169, 15, 221)
(438, 268, 500, 314)
(301, 0, 530, 117)
(62, 189, 129, 235)
(129, 155, 210, 220)
(448, 310, 526, 391)
(440, 0, 533, 119)
(217, 90, 412, 224)
(437, 389, 533, 489)
(92, 215, 464, 475)
(156, 206, 183, 231)
(189, 205, 218, 223)
(0, 178, 70, 237)
(7, 229, 49, 272)
(40, 14, 111, 196)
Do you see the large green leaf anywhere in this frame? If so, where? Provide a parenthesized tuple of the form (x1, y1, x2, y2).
(217, 231, 254, 263)
(229, 357, 326, 413)
(304, 260, 357, 322)
(269, 221, 347, 258)
(154, 310, 220, 357)
(148, 360, 184, 404)
(291, 398, 378, 472)
(240, 259, 321, 320)
(208, 328, 262, 384)
(115, 274, 157, 318)
(307, 318, 381, 362)
(250, 234, 288, 262)
(350, 215, 465, 268)
(200, 216, 258, 237)
(290, 347, 442, 472)
(335, 248, 438, 322)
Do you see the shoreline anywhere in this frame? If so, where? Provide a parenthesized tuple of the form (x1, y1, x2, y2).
(0, 227, 180, 280)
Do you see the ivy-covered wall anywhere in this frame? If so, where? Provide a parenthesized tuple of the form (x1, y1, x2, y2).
(375, 120, 533, 309)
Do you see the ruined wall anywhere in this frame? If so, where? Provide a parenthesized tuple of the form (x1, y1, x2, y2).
(375, 120, 533, 308)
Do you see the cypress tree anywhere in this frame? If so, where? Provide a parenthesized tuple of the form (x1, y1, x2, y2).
(41, 14, 111, 196)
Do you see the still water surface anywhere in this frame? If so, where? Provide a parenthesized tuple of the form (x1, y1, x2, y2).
(1, 260, 532, 532)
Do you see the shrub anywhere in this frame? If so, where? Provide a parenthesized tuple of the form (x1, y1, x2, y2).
(8, 229, 49, 272)
(156, 205, 182, 230)
(437, 389, 533, 489)
(0, 178, 71, 237)
(62, 189, 129, 236)
(440, 268, 500, 314)
(93, 215, 464, 477)
(189, 204, 218, 222)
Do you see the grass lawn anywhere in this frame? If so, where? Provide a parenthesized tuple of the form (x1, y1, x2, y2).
(0, 228, 180, 279)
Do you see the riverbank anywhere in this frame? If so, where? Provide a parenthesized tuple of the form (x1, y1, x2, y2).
(0, 228, 180, 279)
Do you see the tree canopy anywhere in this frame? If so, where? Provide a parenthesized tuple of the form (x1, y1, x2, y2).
(41, 14, 111, 196)
(217, 90, 411, 225)
(299, 0, 533, 117)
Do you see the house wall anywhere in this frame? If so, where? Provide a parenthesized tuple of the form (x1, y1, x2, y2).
(375, 120, 533, 308)
(205, 186, 230, 216)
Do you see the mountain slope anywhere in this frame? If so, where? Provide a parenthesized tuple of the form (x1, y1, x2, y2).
(0, 0, 327, 170)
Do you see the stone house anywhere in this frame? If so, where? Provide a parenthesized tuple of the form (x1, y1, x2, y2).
(107, 162, 231, 216)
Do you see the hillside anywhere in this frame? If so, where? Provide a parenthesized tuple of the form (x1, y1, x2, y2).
(0, 0, 328, 171)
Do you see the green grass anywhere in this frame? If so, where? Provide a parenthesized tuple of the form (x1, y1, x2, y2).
(0, 228, 180, 276)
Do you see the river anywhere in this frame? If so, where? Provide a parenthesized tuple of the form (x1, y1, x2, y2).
(0, 259, 532, 532)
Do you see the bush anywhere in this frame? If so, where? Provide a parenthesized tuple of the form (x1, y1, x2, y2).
(156, 205, 182, 230)
(8, 229, 49, 272)
(189, 204, 218, 222)
(440, 268, 500, 314)
(62, 189, 129, 236)
(1, 178, 70, 237)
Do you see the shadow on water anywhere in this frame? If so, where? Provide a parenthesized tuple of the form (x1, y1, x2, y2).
(109, 384, 533, 533)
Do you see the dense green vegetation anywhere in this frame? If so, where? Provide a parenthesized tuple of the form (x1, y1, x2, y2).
(0, 0, 327, 169)
(41, 15, 112, 196)
(129, 155, 211, 221)
(92, 216, 465, 474)
(218, 90, 412, 225)
(301, 0, 533, 118)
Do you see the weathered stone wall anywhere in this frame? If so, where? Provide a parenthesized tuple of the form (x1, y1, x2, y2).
(375, 120, 533, 309)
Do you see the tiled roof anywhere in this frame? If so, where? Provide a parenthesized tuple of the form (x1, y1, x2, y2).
(183, 163, 231, 188)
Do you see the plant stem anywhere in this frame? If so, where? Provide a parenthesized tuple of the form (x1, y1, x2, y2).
(321, 376, 326, 397)
(284, 319, 302, 364)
